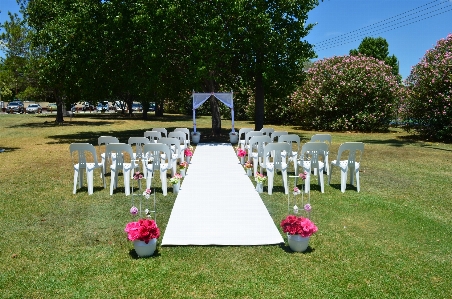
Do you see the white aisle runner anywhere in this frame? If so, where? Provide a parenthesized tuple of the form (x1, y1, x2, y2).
(161, 143, 284, 246)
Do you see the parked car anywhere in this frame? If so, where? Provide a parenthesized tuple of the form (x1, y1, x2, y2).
(6, 101, 24, 113)
(47, 103, 57, 111)
(82, 102, 95, 111)
(132, 103, 143, 112)
(148, 102, 156, 111)
(26, 103, 42, 114)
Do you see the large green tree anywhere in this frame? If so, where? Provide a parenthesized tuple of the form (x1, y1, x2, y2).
(350, 37, 400, 79)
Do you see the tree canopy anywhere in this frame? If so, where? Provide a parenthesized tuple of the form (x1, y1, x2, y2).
(12, 0, 320, 127)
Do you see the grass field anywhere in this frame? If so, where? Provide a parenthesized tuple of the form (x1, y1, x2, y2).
(1, 113, 451, 298)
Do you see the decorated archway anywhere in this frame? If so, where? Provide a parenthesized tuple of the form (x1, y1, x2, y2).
(192, 91, 234, 133)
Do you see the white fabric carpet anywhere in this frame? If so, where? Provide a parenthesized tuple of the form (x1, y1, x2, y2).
(161, 143, 284, 246)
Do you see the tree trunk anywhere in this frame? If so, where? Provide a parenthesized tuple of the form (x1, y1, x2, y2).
(254, 63, 264, 131)
(54, 90, 64, 124)
(155, 100, 164, 116)
(210, 95, 221, 136)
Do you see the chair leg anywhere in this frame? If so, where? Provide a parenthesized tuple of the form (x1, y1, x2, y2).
(340, 167, 347, 193)
(282, 169, 288, 194)
(305, 170, 311, 194)
(86, 168, 94, 195)
(355, 167, 360, 192)
(110, 168, 116, 195)
(319, 166, 325, 193)
(146, 171, 154, 189)
(253, 156, 258, 176)
(160, 171, 168, 196)
(124, 167, 131, 196)
(73, 168, 79, 194)
(267, 168, 274, 195)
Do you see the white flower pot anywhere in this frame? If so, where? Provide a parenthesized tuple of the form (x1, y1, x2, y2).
(186, 156, 191, 164)
(240, 156, 245, 165)
(246, 168, 252, 176)
(133, 239, 157, 257)
(255, 182, 263, 193)
(229, 133, 239, 144)
(287, 234, 310, 252)
(173, 182, 180, 193)
(191, 133, 201, 144)
(180, 169, 186, 177)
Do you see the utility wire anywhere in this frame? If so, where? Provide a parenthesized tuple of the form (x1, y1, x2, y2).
(313, 0, 452, 51)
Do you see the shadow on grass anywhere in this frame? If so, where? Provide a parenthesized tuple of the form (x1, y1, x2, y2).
(279, 243, 315, 254)
(0, 146, 20, 153)
(128, 248, 161, 259)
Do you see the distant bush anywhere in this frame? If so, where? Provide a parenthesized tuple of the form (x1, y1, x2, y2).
(289, 55, 402, 131)
(402, 34, 452, 141)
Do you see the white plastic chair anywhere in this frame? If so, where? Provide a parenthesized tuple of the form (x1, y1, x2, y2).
(143, 143, 173, 196)
(98, 136, 119, 178)
(70, 143, 105, 195)
(128, 137, 150, 178)
(244, 131, 263, 159)
(168, 131, 187, 156)
(260, 128, 274, 136)
(310, 134, 332, 175)
(262, 142, 291, 195)
(152, 127, 167, 138)
(328, 142, 364, 193)
(105, 143, 137, 196)
(144, 131, 162, 143)
(270, 131, 288, 142)
(298, 142, 328, 193)
(174, 128, 190, 146)
(248, 135, 272, 177)
(279, 134, 301, 176)
(238, 128, 253, 149)
(159, 137, 181, 176)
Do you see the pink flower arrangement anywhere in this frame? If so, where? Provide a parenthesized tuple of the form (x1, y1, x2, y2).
(280, 215, 318, 237)
(169, 173, 182, 185)
(133, 171, 144, 180)
(255, 172, 267, 184)
(244, 160, 253, 169)
(237, 148, 246, 157)
(178, 161, 188, 169)
(124, 218, 160, 243)
(299, 171, 307, 180)
(184, 148, 193, 157)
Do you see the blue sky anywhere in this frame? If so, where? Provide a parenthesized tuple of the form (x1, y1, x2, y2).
(1, 0, 451, 80)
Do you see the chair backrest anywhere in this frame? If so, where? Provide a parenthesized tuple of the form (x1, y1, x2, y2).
(262, 142, 291, 170)
(98, 136, 119, 158)
(168, 131, 187, 146)
(238, 128, 253, 141)
(270, 131, 288, 142)
(244, 131, 263, 146)
(279, 134, 301, 153)
(310, 134, 332, 147)
(143, 143, 173, 170)
(70, 143, 99, 167)
(105, 143, 134, 168)
(335, 142, 364, 165)
(128, 137, 150, 159)
(152, 128, 167, 138)
(174, 128, 190, 143)
(159, 137, 181, 157)
(144, 131, 162, 142)
(260, 128, 274, 136)
(301, 142, 329, 170)
(248, 135, 272, 158)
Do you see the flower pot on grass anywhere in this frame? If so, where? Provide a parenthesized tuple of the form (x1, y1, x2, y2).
(229, 132, 239, 144)
(133, 239, 157, 257)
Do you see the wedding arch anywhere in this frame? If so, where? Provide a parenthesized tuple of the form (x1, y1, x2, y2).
(192, 91, 235, 133)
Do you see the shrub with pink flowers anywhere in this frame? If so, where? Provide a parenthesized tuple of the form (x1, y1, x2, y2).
(280, 215, 318, 237)
(290, 55, 402, 131)
(403, 34, 452, 141)
(124, 218, 160, 243)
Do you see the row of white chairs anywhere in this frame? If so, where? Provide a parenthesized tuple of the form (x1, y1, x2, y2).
(71, 128, 192, 196)
(238, 128, 364, 194)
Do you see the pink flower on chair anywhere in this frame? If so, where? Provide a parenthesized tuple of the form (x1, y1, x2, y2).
(237, 148, 246, 157)
(299, 171, 307, 180)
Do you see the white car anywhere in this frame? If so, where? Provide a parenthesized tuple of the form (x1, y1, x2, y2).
(26, 104, 42, 114)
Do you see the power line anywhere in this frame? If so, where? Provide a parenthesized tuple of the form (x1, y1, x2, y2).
(313, 0, 452, 51)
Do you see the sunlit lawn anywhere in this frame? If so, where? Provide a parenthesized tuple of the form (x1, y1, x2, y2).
(1, 112, 451, 298)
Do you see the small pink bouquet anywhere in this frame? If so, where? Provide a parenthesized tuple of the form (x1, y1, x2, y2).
(124, 218, 160, 243)
(184, 147, 193, 157)
(299, 171, 307, 180)
(237, 148, 246, 157)
(132, 171, 144, 180)
(280, 215, 318, 237)
(255, 172, 267, 184)
(178, 161, 188, 170)
(169, 173, 182, 185)
(244, 160, 253, 169)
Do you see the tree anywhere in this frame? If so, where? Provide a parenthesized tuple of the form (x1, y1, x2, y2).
(290, 55, 403, 132)
(350, 37, 400, 79)
(403, 34, 452, 141)
(0, 12, 29, 100)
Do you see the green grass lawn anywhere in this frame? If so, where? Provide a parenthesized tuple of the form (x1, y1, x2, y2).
(1, 113, 451, 298)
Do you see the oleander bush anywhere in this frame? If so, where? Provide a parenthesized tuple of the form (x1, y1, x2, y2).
(289, 55, 403, 132)
(402, 34, 452, 141)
